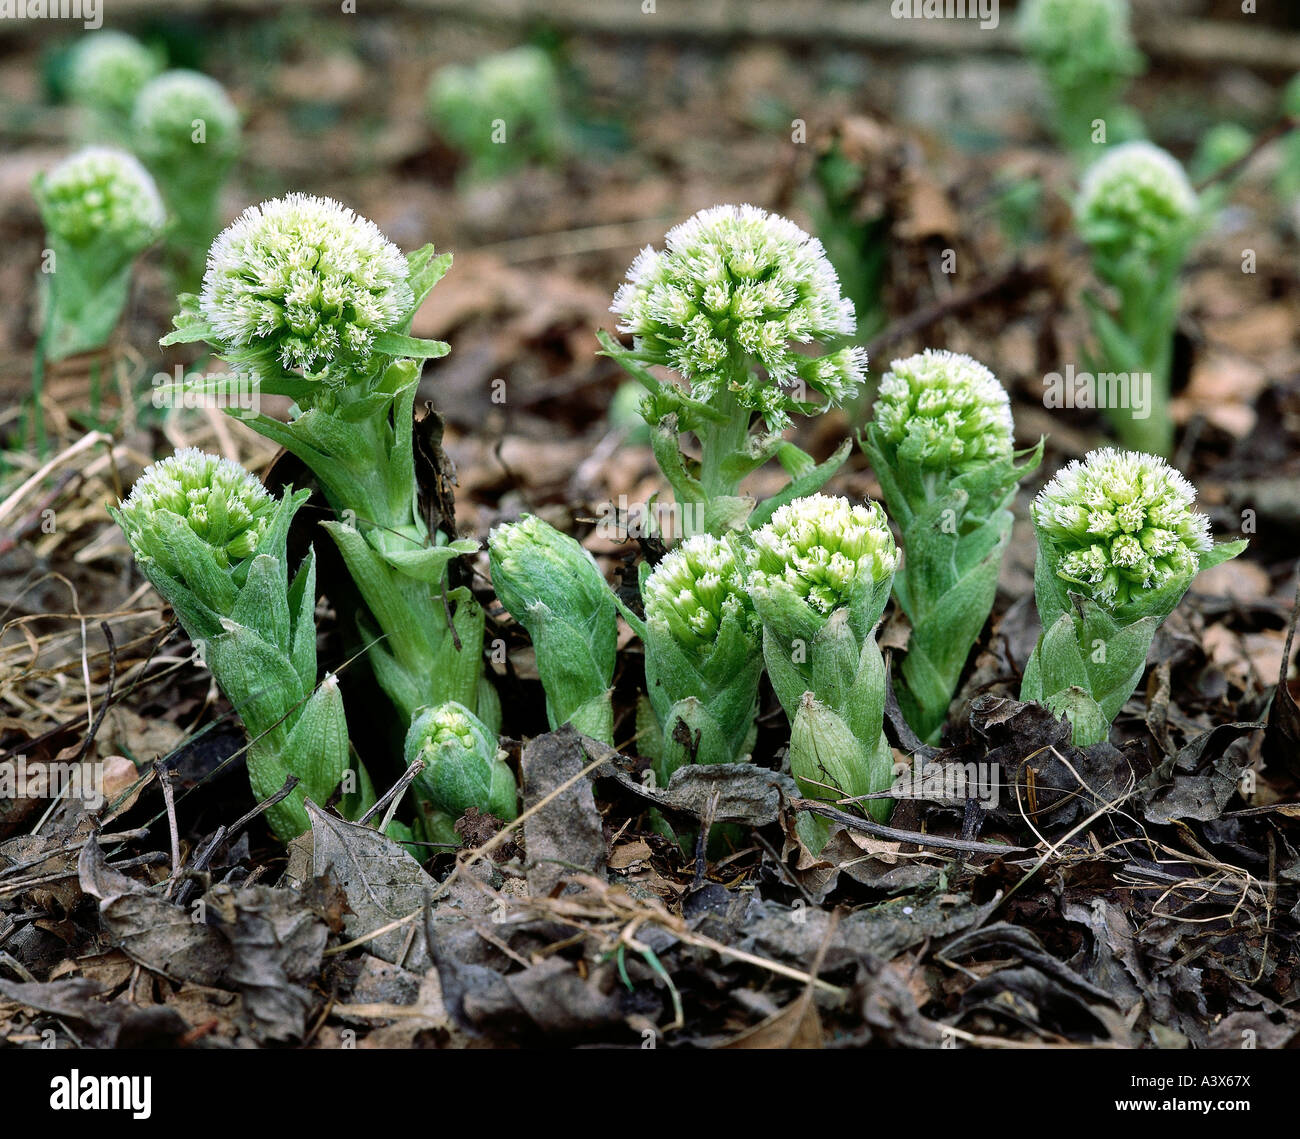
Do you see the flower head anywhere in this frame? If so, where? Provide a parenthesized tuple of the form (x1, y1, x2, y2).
(199, 193, 413, 382)
(611, 204, 865, 429)
(67, 31, 161, 115)
(1032, 447, 1211, 609)
(116, 447, 274, 575)
(872, 350, 1014, 472)
(1076, 142, 1198, 264)
(643, 534, 758, 655)
(132, 70, 240, 159)
(34, 146, 165, 250)
(749, 494, 897, 617)
(1017, 0, 1141, 90)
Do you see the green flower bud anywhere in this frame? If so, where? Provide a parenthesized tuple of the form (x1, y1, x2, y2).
(67, 31, 162, 117)
(611, 204, 866, 430)
(35, 146, 165, 253)
(488, 515, 617, 743)
(1076, 141, 1198, 266)
(871, 350, 1014, 473)
(640, 534, 762, 777)
(1024, 448, 1246, 745)
(1191, 123, 1252, 183)
(198, 193, 414, 383)
(406, 702, 517, 822)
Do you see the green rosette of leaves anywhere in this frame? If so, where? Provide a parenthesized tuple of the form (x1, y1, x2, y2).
(160, 194, 497, 733)
(111, 449, 357, 841)
(620, 533, 762, 787)
(405, 701, 518, 845)
(860, 350, 1042, 744)
(487, 516, 617, 744)
(131, 70, 241, 291)
(1022, 447, 1246, 746)
(33, 147, 165, 361)
(748, 494, 899, 851)
(1075, 142, 1201, 458)
(600, 203, 868, 538)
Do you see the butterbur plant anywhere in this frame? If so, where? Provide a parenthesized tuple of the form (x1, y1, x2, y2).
(33, 146, 165, 362)
(111, 450, 357, 841)
(1075, 141, 1200, 457)
(427, 46, 562, 181)
(748, 495, 898, 851)
(1016, 0, 1144, 158)
(487, 516, 617, 744)
(162, 194, 497, 730)
(132, 70, 241, 290)
(861, 350, 1041, 744)
(626, 534, 762, 787)
(66, 31, 162, 143)
(1022, 448, 1245, 746)
(602, 204, 867, 537)
(405, 702, 517, 845)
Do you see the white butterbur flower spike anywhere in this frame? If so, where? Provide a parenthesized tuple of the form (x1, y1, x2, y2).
(1032, 447, 1209, 610)
(406, 702, 518, 826)
(611, 203, 865, 429)
(1073, 142, 1200, 458)
(861, 350, 1040, 744)
(36, 146, 165, 251)
(115, 447, 273, 575)
(748, 495, 899, 846)
(1076, 141, 1198, 263)
(132, 70, 242, 290)
(111, 450, 355, 842)
(637, 534, 762, 782)
(33, 147, 165, 361)
(602, 204, 865, 536)
(872, 350, 1014, 472)
(1023, 448, 1245, 747)
(67, 31, 162, 119)
(198, 193, 414, 382)
(163, 198, 487, 741)
(1016, 0, 1144, 156)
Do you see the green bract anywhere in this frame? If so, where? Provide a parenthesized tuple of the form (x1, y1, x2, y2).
(132, 70, 241, 290)
(632, 534, 762, 784)
(1017, 0, 1144, 156)
(33, 146, 165, 360)
(67, 31, 162, 133)
(111, 450, 360, 840)
(861, 350, 1041, 743)
(162, 197, 495, 737)
(1022, 448, 1246, 745)
(748, 494, 898, 849)
(601, 204, 865, 536)
(427, 45, 562, 180)
(406, 702, 518, 841)
(488, 516, 617, 744)
(1075, 142, 1200, 457)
